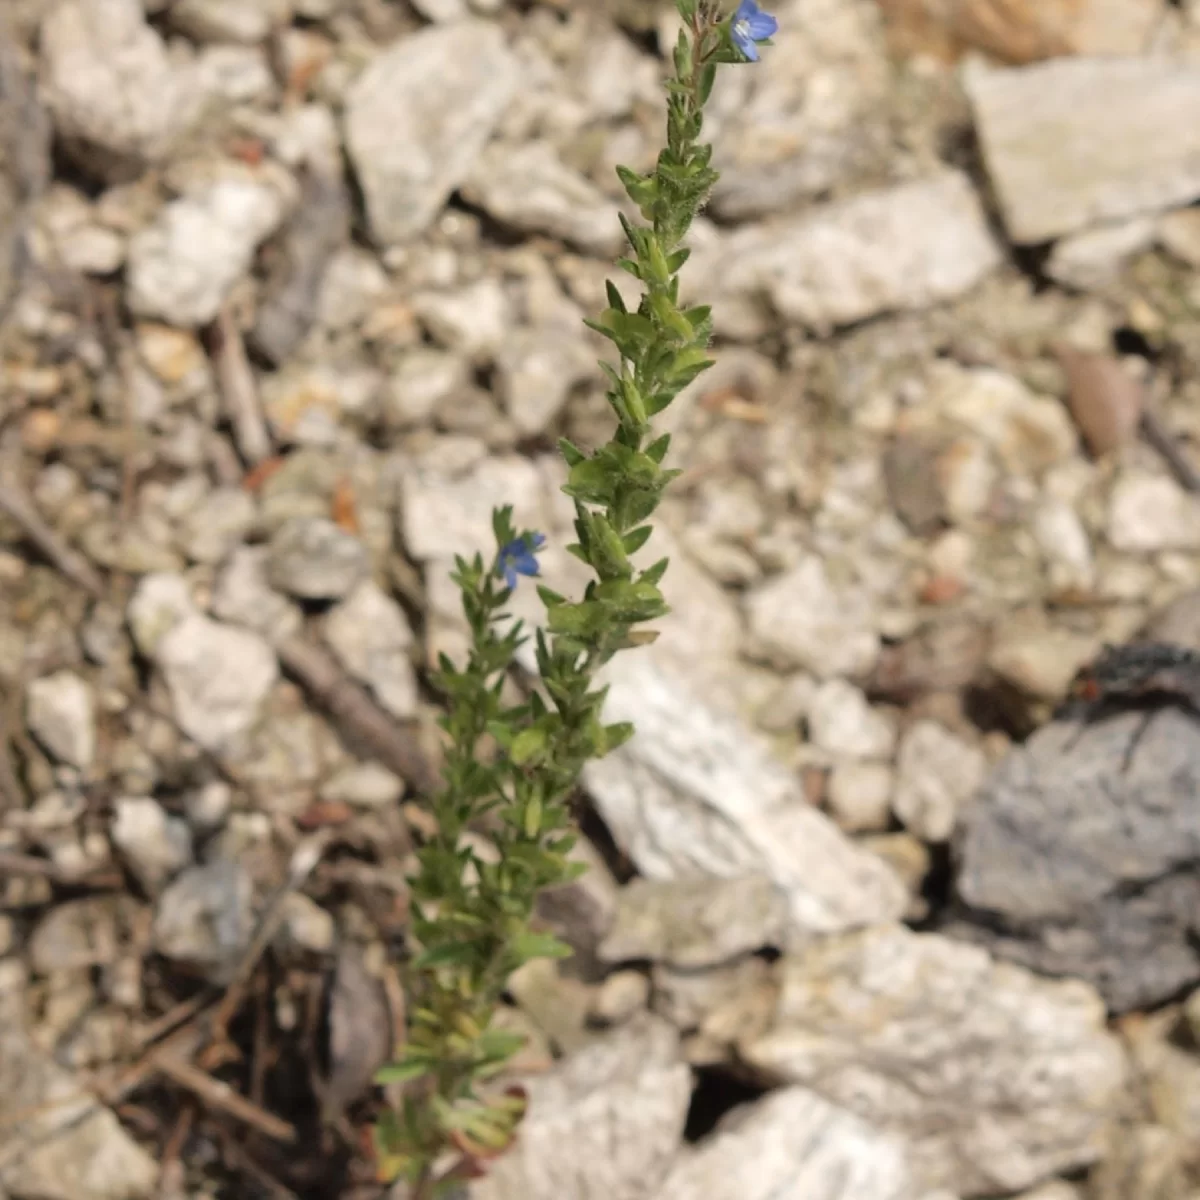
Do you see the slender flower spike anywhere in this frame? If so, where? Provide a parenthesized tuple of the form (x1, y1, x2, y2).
(729, 0, 777, 61)
(496, 533, 546, 590)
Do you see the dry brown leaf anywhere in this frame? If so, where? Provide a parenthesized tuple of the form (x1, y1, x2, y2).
(1055, 345, 1145, 457)
(331, 478, 360, 534)
(242, 455, 286, 493)
(324, 946, 393, 1117)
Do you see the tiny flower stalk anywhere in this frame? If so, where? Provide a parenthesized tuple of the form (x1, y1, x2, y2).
(369, 2, 775, 1194)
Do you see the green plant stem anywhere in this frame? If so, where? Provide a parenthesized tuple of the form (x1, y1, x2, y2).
(368, 0, 778, 1189)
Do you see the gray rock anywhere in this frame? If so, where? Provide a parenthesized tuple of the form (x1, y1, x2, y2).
(1044, 216, 1157, 291)
(318, 761, 404, 808)
(470, 1015, 691, 1200)
(0, 963, 157, 1200)
(166, 0, 287, 43)
(591, 971, 650, 1027)
(383, 349, 472, 429)
(954, 708, 1200, 1011)
(28, 897, 133, 974)
(26, 670, 96, 770)
(808, 679, 895, 760)
(826, 762, 894, 834)
(535, 838, 620, 967)
(742, 926, 1126, 1196)
(584, 657, 907, 943)
(110, 796, 193, 894)
(211, 545, 303, 641)
(266, 516, 369, 601)
(252, 167, 351, 364)
(194, 43, 274, 104)
(399, 453, 548, 565)
(745, 554, 880, 679)
(462, 141, 623, 255)
(184, 780, 233, 832)
(39, 188, 125, 275)
(892, 721, 985, 843)
(1141, 586, 1200, 649)
(507, 957, 594, 1055)
(652, 956, 777, 1041)
(344, 21, 518, 245)
(706, 0, 890, 221)
(966, 57, 1200, 244)
(1157, 206, 1200, 268)
(322, 580, 418, 719)
(986, 613, 1098, 702)
(153, 859, 255, 981)
(127, 178, 289, 326)
(494, 326, 596, 437)
(701, 171, 1000, 334)
(40, 0, 202, 181)
(409, 0, 470, 21)
(411, 277, 512, 361)
(599, 875, 788, 969)
(274, 893, 334, 955)
(156, 614, 274, 749)
(175, 486, 257, 565)
(1107, 470, 1200, 552)
(657, 1086, 928, 1200)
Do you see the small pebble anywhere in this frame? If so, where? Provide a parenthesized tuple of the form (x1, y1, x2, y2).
(266, 515, 369, 600)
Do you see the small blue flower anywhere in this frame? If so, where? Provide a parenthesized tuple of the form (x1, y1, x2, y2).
(496, 533, 546, 590)
(730, 0, 777, 61)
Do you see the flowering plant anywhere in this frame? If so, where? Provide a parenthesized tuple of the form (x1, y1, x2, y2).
(370, 2, 776, 1194)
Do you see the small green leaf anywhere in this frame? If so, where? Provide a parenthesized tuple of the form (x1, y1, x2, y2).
(558, 437, 586, 467)
(510, 930, 572, 962)
(523, 793, 543, 837)
(475, 1028, 528, 1063)
(646, 433, 672, 464)
(597, 721, 635, 755)
(622, 525, 653, 554)
(640, 556, 670, 587)
(511, 726, 548, 766)
(375, 1056, 436, 1085)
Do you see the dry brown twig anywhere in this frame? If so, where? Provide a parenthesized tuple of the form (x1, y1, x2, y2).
(207, 829, 333, 1047)
(277, 631, 440, 796)
(1140, 408, 1200, 495)
(209, 303, 274, 467)
(0, 482, 105, 597)
(151, 1054, 296, 1144)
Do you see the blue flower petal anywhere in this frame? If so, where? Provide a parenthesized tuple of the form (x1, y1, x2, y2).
(496, 533, 545, 590)
(731, 0, 776, 60)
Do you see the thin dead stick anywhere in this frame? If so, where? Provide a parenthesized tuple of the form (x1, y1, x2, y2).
(157, 1103, 194, 1200)
(0, 728, 21, 810)
(210, 304, 273, 466)
(133, 991, 215, 1052)
(0, 483, 104, 596)
(217, 1131, 301, 1200)
(277, 631, 440, 796)
(152, 1053, 296, 1144)
(1140, 408, 1200, 495)
(208, 830, 332, 1042)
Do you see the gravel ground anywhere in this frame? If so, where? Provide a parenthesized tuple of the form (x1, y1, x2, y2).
(3, 1, 1200, 1198)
